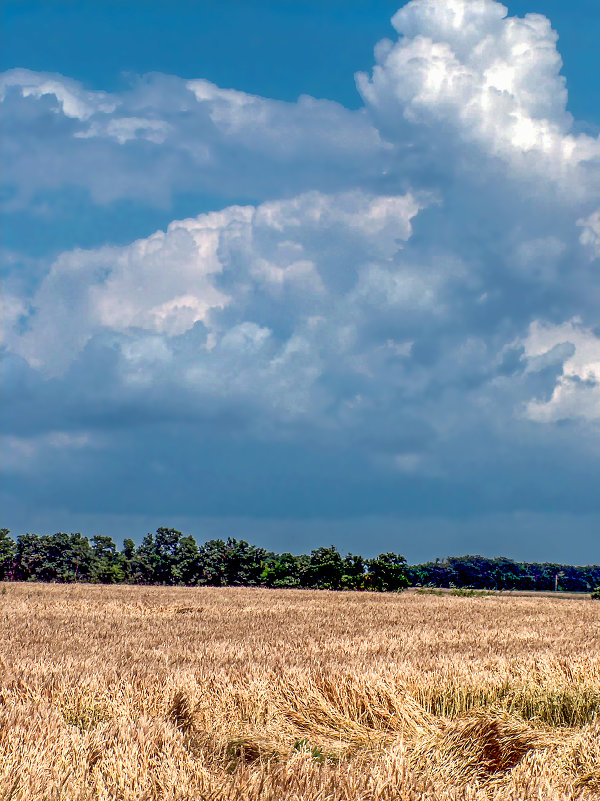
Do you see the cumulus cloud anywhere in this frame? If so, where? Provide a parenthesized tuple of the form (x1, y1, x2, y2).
(579, 210, 600, 259)
(0, 68, 117, 119)
(8, 190, 423, 385)
(356, 0, 600, 194)
(523, 320, 600, 422)
(3, 0, 600, 539)
(0, 69, 388, 210)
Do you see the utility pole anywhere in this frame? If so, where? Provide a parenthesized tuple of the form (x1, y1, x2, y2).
(555, 570, 565, 592)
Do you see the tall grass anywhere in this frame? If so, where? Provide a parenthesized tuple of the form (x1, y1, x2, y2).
(0, 583, 599, 799)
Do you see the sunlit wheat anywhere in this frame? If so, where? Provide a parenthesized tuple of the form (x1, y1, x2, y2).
(0, 583, 598, 799)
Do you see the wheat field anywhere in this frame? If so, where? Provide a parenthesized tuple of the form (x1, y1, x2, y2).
(1, 583, 599, 800)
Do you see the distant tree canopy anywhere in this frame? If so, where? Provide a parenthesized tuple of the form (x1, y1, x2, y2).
(0, 528, 597, 592)
(405, 554, 600, 593)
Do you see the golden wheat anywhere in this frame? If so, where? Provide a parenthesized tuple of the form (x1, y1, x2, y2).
(0, 583, 598, 799)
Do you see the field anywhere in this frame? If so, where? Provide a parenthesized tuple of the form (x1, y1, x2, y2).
(1, 585, 599, 800)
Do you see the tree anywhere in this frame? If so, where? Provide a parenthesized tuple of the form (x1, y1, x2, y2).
(14, 533, 47, 581)
(178, 536, 200, 585)
(14, 532, 93, 582)
(341, 554, 366, 590)
(44, 532, 93, 582)
(304, 546, 344, 590)
(120, 538, 137, 581)
(91, 535, 124, 583)
(260, 552, 302, 588)
(0, 529, 15, 580)
(197, 539, 228, 586)
(5, 524, 600, 595)
(367, 553, 409, 592)
(130, 532, 156, 584)
(153, 527, 184, 584)
(128, 528, 193, 585)
(223, 538, 267, 586)
(197, 538, 266, 586)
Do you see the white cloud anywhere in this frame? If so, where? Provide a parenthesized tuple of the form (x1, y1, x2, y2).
(0, 68, 117, 119)
(578, 210, 600, 260)
(356, 0, 600, 194)
(8, 191, 424, 383)
(74, 117, 171, 145)
(3, 0, 600, 526)
(1, 293, 26, 345)
(0, 70, 388, 209)
(523, 320, 600, 422)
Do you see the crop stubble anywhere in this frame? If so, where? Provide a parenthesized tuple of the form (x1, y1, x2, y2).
(0, 583, 599, 799)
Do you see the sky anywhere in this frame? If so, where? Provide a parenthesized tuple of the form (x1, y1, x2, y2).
(2, 0, 600, 563)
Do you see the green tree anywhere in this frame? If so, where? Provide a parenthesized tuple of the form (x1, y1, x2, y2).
(91, 535, 124, 583)
(197, 539, 228, 585)
(198, 538, 267, 586)
(304, 545, 344, 590)
(0, 529, 15, 580)
(341, 553, 366, 590)
(367, 553, 409, 592)
(260, 552, 302, 588)
(223, 538, 266, 585)
(153, 527, 184, 584)
(14, 533, 46, 581)
(129, 528, 189, 584)
(44, 532, 93, 582)
(129, 532, 156, 583)
(178, 535, 200, 585)
(120, 538, 137, 581)
(14, 532, 93, 582)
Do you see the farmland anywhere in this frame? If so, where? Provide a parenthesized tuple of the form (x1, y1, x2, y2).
(1, 584, 599, 799)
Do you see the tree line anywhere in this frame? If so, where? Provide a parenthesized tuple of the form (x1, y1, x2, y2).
(0, 528, 598, 592)
(407, 554, 600, 592)
(0, 528, 408, 591)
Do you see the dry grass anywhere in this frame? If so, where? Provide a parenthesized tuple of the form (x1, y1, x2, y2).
(0, 583, 599, 799)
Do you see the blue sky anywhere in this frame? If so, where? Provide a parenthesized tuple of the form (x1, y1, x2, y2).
(2, 0, 600, 562)
(3, 1, 600, 120)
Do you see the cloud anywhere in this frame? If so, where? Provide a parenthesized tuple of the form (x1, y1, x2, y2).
(523, 319, 600, 422)
(3, 0, 600, 545)
(0, 68, 117, 119)
(8, 189, 423, 386)
(0, 69, 389, 211)
(579, 210, 600, 259)
(356, 0, 600, 194)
